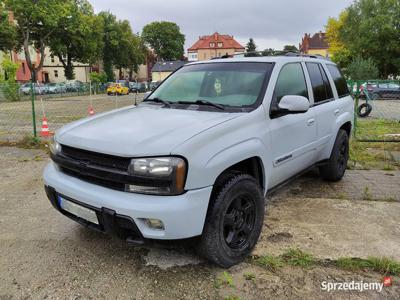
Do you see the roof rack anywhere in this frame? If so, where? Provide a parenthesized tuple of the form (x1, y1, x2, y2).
(224, 50, 331, 61)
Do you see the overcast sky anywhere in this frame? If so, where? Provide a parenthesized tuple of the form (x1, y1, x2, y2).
(91, 0, 353, 53)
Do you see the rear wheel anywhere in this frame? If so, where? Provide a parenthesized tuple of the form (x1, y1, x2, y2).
(319, 129, 349, 181)
(197, 173, 265, 268)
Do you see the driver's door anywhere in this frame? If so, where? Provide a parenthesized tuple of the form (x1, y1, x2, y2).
(268, 63, 318, 188)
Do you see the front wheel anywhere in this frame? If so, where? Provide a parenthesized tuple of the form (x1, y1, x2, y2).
(319, 129, 349, 181)
(197, 173, 265, 268)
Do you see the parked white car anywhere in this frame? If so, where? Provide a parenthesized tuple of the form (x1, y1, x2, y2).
(44, 55, 353, 267)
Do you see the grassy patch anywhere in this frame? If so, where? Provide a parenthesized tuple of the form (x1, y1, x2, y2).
(281, 248, 316, 267)
(215, 271, 234, 288)
(337, 257, 400, 276)
(224, 296, 242, 300)
(252, 249, 400, 276)
(361, 186, 372, 200)
(243, 272, 256, 281)
(349, 119, 400, 170)
(254, 255, 284, 272)
(355, 119, 400, 140)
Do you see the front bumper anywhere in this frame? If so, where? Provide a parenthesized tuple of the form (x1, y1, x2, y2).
(43, 162, 212, 240)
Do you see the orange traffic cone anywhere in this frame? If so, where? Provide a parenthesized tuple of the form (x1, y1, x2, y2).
(40, 116, 51, 137)
(88, 105, 95, 116)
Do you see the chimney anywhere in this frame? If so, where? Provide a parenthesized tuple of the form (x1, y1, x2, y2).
(214, 33, 218, 41)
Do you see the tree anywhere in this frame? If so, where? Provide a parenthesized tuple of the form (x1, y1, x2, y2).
(346, 56, 379, 81)
(325, 11, 351, 68)
(98, 11, 120, 81)
(339, 0, 400, 77)
(98, 12, 146, 81)
(142, 21, 184, 60)
(0, 56, 20, 101)
(4, 0, 70, 81)
(261, 48, 275, 56)
(283, 45, 298, 52)
(113, 20, 145, 80)
(245, 38, 258, 56)
(0, 5, 16, 51)
(48, 0, 103, 80)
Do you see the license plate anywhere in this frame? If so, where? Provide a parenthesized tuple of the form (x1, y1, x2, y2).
(58, 195, 99, 225)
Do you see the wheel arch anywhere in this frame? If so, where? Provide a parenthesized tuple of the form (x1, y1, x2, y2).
(212, 156, 266, 194)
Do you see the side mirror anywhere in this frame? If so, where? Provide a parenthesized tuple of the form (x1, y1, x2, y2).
(144, 91, 151, 99)
(278, 95, 310, 114)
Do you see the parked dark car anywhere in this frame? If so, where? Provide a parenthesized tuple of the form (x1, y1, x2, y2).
(364, 82, 400, 100)
(129, 82, 148, 93)
(150, 81, 161, 91)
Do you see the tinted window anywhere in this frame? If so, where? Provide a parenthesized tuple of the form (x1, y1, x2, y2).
(306, 63, 333, 103)
(274, 63, 308, 103)
(327, 65, 349, 97)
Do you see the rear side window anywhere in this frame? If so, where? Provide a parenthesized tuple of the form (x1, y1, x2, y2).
(306, 63, 333, 103)
(274, 63, 308, 103)
(326, 65, 349, 97)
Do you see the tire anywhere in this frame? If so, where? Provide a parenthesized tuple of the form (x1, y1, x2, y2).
(319, 129, 349, 182)
(197, 173, 265, 268)
(357, 103, 372, 117)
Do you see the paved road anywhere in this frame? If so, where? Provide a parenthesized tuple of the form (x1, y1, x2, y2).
(1, 146, 399, 299)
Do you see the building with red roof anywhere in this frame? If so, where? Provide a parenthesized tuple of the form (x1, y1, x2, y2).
(299, 31, 330, 57)
(187, 32, 245, 61)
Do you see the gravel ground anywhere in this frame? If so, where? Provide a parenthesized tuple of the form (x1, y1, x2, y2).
(1, 146, 399, 299)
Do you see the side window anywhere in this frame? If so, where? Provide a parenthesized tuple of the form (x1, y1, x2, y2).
(306, 63, 334, 103)
(273, 63, 308, 103)
(326, 64, 349, 98)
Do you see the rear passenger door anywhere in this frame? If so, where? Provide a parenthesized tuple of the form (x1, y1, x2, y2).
(306, 63, 350, 160)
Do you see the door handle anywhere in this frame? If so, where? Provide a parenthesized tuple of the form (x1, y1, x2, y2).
(307, 118, 315, 126)
(334, 109, 340, 116)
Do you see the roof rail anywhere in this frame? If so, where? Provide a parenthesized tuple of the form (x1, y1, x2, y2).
(227, 50, 331, 61)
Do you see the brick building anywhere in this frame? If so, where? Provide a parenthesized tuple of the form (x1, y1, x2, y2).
(187, 32, 245, 61)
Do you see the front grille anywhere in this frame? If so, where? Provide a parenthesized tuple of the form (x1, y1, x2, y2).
(60, 167, 125, 191)
(55, 144, 132, 191)
(62, 144, 131, 170)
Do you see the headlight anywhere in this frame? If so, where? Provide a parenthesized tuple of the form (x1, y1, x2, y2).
(49, 136, 61, 155)
(126, 157, 187, 195)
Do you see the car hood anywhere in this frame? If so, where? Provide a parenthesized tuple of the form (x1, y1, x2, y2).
(57, 103, 241, 157)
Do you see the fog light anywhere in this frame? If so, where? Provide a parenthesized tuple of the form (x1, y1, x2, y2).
(141, 218, 164, 230)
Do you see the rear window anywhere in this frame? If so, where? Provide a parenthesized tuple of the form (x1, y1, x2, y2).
(326, 65, 349, 98)
(306, 63, 333, 103)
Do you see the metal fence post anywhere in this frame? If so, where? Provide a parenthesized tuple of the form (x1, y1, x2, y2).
(353, 81, 360, 139)
(30, 72, 37, 138)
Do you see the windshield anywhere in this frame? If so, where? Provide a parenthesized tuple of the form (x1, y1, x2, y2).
(148, 62, 273, 108)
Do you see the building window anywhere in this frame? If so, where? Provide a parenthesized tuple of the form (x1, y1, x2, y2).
(51, 55, 55, 63)
(218, 42, 223, 48)
(22, 62, 26, 74)
(54, 70, 58, 78)
(209, 42, 215, 47)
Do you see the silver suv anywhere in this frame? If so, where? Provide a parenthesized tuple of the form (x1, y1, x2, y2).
(44, 56, 353, 267)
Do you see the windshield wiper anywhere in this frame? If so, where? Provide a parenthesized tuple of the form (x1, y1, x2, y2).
(176, 99, 225, 111)
(144, 97, 171, 107)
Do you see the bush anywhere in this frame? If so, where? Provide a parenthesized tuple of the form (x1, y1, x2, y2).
(0, 56, 20, 101)
(346, 57, 379, 81)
